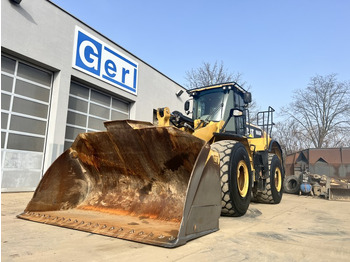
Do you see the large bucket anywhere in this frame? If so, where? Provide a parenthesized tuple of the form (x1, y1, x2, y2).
(18, 120, 221, 247)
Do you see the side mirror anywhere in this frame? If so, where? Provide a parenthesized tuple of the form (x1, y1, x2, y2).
(244, 92, 252, 104)
(184, 100, 190, 111)
(231, 108, 243, 117)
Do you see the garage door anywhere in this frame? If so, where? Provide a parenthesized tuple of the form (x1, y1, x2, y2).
(1, 55, 52, 192)
(64, 82, 130, 150)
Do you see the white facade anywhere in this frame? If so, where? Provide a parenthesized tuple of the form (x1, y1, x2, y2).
(1, 0, 189, 191)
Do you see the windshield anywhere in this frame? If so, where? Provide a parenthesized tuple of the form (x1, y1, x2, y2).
(193, 91, 226, 121)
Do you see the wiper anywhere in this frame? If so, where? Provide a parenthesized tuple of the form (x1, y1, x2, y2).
(205, 102, 224, 122)
(195, 102, 224, 130)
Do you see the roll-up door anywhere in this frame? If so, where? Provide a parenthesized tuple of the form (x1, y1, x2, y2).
(1, 55, 53, 192)
(64, 82, 130, 150)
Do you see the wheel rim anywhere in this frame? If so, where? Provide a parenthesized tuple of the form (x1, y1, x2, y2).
(275, 167, 282, 192)
(237, 160, 249, 198)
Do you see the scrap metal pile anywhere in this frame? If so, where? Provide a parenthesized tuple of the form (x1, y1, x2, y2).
(283, 172, 350, 201)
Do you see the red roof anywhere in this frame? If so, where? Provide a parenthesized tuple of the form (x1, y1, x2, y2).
(286, 148, 350, 165)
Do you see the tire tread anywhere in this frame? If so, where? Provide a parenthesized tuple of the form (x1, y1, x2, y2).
(211, 140, 238, 216)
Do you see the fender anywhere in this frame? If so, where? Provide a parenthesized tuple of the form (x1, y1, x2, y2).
(268, 140, 284, 172)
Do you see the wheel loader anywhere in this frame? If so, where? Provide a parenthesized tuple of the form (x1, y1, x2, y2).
(18, 82, 284, 248)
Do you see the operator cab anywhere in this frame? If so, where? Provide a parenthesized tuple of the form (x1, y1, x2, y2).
(187, 82, 251, 136)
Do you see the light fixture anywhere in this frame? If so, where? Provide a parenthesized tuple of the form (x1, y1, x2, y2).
(10, 0, 22, 4)
(176, 90, 184, 97)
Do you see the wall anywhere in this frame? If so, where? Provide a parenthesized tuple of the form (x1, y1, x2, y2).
(1, 0, 189, 190)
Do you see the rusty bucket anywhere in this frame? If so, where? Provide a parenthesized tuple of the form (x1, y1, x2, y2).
(18, 120, 221, 247)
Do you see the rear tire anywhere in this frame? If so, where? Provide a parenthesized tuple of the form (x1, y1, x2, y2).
(253, 154, 284, 204)
(211, 140, 252, 217)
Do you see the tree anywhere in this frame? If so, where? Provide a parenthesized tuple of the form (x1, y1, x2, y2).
(281, 74, 350, 149)
(184, 61, 244, 89)
(273, 120, 312, 155)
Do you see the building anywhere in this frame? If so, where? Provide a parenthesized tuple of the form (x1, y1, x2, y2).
(1, 0, 189, 192)
(285, 148, 350, 178)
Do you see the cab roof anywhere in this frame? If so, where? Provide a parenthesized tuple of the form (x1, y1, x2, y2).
(187, 82, 248, 95)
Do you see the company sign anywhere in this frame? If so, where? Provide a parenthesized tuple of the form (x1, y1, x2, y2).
(73, 26, 138, 95)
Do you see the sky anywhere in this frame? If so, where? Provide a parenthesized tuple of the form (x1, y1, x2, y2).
(51, 0, 350, 119)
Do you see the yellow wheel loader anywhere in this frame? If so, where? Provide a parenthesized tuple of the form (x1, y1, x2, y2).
(18, 82, 284, 247)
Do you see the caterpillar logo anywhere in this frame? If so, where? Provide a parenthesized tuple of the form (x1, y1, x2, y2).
(73, 26, 138, 95)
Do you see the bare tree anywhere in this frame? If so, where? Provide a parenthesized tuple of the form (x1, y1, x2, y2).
(185, 61, 244, 89)
(273, 119, 312, 155)
(281, 74, 350, 149)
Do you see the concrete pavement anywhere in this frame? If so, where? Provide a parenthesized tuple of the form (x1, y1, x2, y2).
(2, 192, 350, 261)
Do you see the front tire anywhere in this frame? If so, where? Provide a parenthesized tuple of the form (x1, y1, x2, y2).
(211, 140, 252, 217)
